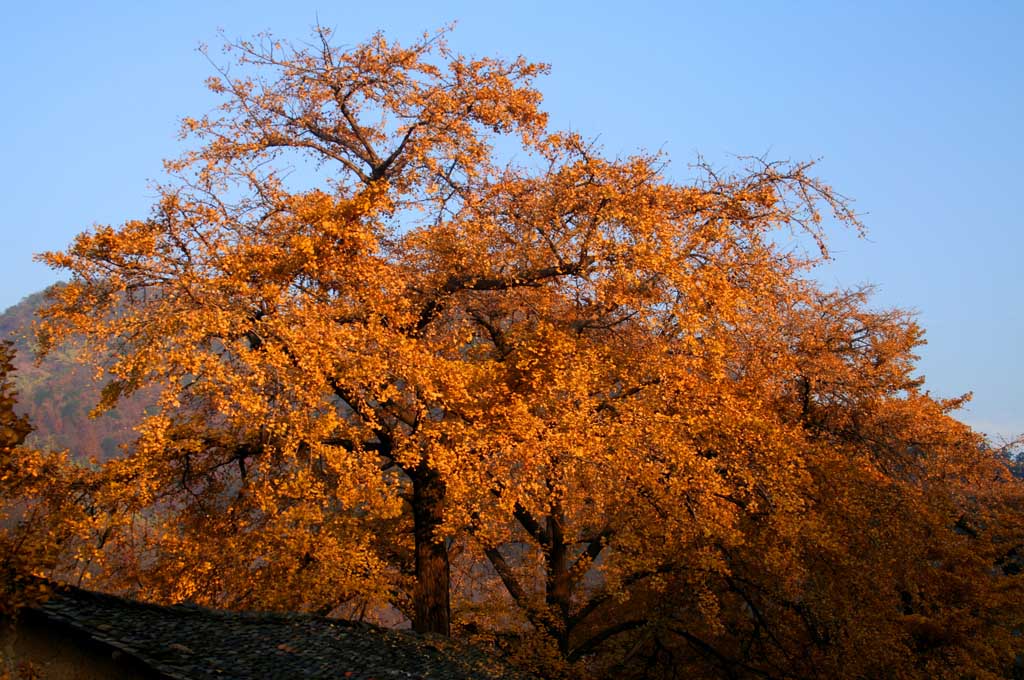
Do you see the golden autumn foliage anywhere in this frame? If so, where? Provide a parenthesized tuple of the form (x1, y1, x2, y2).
(4, 25, 1021, 678)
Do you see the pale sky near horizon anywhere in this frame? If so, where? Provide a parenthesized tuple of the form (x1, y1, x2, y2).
(1, 1, 1021, 440)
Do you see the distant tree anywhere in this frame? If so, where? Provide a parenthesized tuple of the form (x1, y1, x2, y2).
(999, 443, 1024, 480)
(0, 342, 30, 452)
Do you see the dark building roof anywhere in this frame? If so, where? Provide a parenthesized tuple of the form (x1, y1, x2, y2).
(28, 584, 531, 680)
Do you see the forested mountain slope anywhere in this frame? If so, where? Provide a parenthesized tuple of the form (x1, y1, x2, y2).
(0, 288, 146, 461)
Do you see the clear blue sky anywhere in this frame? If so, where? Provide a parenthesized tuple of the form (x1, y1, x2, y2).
(1, 1, 1021, 440)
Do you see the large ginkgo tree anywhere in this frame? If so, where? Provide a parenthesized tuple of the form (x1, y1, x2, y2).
(13, 25, 1021, 679)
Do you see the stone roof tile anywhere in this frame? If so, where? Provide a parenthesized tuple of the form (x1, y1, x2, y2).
(33, 585, 531, 680)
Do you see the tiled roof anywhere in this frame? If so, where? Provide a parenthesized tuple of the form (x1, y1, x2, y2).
(32, 584, 531, 680)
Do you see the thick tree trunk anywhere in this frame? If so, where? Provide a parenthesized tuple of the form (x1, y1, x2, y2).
(411, 464, 451, 636)
(546, 505, 572, 654)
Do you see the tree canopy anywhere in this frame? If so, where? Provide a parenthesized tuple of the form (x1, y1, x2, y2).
(3, 25, 1021, 679)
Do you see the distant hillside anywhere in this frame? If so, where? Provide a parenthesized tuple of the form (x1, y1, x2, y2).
(0, 288, 148, 462)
